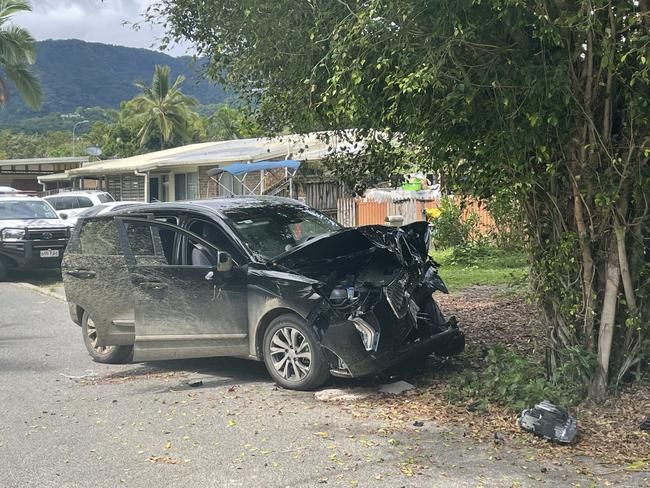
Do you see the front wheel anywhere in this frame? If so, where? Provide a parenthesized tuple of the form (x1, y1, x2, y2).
(262, 314, 330, 390)
(81, 311, 132, 364)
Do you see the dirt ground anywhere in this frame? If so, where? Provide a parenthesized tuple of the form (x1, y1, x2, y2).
(337, 286, 650, 485)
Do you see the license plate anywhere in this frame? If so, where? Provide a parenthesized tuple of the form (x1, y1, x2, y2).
(40, 249, 60, 258)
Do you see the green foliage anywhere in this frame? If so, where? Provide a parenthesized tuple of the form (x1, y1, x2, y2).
(128, 65, 200, 150)
(0, 129, 73, 158)
(152, 0, 650, 400)
(204, 105, 267, 141)
(0, 0, 42, 110)
(431, 246, 527, 291)
(0, 39, 228, 131)
(431, 197, 478, 249)
(447, 346, 595, 412)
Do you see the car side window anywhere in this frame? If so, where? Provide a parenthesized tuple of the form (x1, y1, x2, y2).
(79, 219, 120, 255)
(76, 196, 94, 208)
(123, 220, 196, 266)
(52, 196, 77, 210)
(186, 219, 242, 266)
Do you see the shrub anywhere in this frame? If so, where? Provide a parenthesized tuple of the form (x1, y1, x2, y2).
(447, 346, 594, 412)
(430, 196, 478, 249)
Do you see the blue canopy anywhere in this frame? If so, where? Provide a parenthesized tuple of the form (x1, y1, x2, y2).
(207, 160, 301, 177)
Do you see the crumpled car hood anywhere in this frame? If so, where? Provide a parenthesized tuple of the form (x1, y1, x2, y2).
(268, 221, 430, 273)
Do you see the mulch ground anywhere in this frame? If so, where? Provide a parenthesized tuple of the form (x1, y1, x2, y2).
(345, 286, 650, 473)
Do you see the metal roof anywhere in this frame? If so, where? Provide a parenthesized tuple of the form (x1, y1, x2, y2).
(0, 156, 89, 168)
(38, 132, 366, 182)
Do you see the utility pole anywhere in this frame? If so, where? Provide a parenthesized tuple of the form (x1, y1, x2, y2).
(72, 120, 89, 157)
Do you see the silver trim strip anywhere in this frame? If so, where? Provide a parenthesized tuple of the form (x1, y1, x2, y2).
(138, 333, 247, 342)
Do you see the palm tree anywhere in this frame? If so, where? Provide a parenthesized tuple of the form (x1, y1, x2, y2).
(0, 0, 42, 109)
(131, 65, 199, 150)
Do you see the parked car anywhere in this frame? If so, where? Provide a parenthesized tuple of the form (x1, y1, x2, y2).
(62, 196, 464, 390)
(43, 190, 115, 224)
(0, 196, 71, 280)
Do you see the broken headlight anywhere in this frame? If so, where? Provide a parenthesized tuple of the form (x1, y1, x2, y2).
(352, 317, 380, 352)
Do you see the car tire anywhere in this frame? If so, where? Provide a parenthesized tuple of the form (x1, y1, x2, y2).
(262, 313, 330, 391)
(81, 311, 132, 364)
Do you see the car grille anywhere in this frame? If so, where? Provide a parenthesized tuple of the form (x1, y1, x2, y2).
(385, 271, 410, 318)
(26, 229, 68, 240)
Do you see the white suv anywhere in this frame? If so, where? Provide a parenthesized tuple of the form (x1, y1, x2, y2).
(44, 191, 115, 224)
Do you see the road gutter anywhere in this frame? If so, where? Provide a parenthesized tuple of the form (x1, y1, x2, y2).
(13, 282, 66, 301)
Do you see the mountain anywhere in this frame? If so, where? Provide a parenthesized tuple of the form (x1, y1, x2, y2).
(0, 39, 228, 132)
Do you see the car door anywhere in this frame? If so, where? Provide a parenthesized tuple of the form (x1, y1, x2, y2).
(62, 217, 135, 346)
(118, 217, 249, 361)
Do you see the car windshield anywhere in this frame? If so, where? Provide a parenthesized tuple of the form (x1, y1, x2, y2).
(225, 205, 341, 261)
(0, 200, 59, 220)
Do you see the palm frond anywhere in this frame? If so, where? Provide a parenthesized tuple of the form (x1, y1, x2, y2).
(0, 26, 36, 64)
(0, 0, 32, 23)
(152, 65, 170, 100)
(3, 63, 41, 109)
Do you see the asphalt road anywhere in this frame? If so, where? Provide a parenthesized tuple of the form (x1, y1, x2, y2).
(0, 283, 639, 487)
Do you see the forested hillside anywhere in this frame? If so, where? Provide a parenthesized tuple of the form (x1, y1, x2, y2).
(0, 39, 227, 132)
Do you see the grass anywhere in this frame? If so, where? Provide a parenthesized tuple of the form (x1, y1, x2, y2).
(430, 246, 528, 292)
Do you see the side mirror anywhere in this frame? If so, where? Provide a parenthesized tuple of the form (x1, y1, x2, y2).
(216, 251, 233, 273)
(60, 212, 68, 220)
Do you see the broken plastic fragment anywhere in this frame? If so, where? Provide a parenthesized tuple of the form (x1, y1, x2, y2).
(518, 400, 577, 444)
(641, 416, 650, 431)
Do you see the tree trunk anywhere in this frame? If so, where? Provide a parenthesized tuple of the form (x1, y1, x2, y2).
(588, 239, 621, 403)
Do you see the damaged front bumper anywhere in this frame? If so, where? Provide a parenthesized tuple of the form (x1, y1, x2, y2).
(320, 312, 465, 378)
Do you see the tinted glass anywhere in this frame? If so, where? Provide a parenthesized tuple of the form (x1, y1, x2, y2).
(0, 200, 59, 220)
(174, 174, 186, 201)
(77, 196, 94, 208)
(79, 219, 120, 255)
(225, 205, 341, 260)
(97, 193, 115, 203)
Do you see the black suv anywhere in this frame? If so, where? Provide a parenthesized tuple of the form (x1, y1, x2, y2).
(63, 196, 463, 390)
(0, 196, 70, 280)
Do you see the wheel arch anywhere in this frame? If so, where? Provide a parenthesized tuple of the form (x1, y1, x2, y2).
(254, 307, 304, 359)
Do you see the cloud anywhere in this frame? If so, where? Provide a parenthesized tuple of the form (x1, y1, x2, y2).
(13, 0, 191, 56)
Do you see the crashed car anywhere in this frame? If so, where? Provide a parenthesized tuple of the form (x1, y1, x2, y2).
(62, 196, 463, 390)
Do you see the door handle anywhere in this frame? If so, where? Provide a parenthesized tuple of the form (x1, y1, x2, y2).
(139, 281, 167, 291)
(65, 270, 96, 279)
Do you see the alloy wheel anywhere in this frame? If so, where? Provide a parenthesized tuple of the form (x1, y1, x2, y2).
(85, 317, 109, 354)
(269, 326, 312, 381)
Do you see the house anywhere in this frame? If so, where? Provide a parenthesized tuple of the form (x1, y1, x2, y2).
(0, 156, 89, 193)
(39, 132, 357, 217)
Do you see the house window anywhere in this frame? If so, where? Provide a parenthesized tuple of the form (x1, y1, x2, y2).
(174, 172, 198, 201)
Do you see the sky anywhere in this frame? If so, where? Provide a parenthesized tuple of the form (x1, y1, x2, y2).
(14, 0, 190, 56)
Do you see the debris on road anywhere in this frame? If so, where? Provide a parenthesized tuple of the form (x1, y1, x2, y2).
(519, 400, 577, 444)
(186, 379, 203, 387)
(314, 388, 370, 402)
(641, 416, 650, 431)
(146, 455, 182, 465)
(379, 380, 415, 395)
(412, 420, 424, 427)
(59, 369, 97, 380)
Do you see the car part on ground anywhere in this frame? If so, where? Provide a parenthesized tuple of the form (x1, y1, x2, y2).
(519, 400, 578, 444)
(641, 416, 650, 431)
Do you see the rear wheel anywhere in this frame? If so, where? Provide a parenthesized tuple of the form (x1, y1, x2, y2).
(262, 314, 330, 390)
(81, 311, 132, 363)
